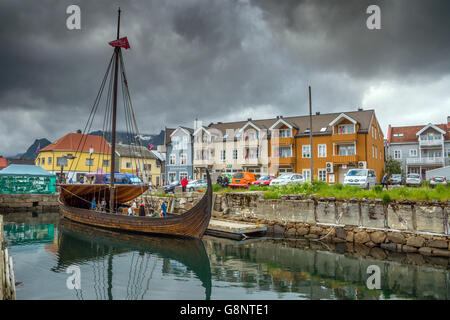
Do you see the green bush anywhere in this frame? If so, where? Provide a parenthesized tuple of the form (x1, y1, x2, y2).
(372, 185, 383, 193)
(382, 193, 391, 204)
(212, 184, 222, 192)
(264, 191, 281, 199)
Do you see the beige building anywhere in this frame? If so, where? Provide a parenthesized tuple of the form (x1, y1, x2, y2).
(115, 143, 162, 186)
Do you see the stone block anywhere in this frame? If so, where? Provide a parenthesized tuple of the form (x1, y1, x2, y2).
(387, 203, 414, 231)
(336, 201, 360, 226)
(370, 231, 386, 244)
(354, 231, 370, 244)
(360, 200, 385, 228)
(431, 248, 450, 258)
(387, 232, 406, 244)
(427, 239, 448, 249)
(316, 200, 336, 224)
(402, 245, 418, 253)
(418, 247, 433, 256)
(415, 205, 445, 234)
(406, 236, 425, 248)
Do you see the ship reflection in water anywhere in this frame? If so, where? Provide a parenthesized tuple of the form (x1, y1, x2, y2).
(2, 212, 450, 300)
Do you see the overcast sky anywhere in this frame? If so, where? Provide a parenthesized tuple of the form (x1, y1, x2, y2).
(0, 0, 449, 156)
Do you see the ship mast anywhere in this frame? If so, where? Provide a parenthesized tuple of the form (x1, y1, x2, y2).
(110, 8, 121, 212)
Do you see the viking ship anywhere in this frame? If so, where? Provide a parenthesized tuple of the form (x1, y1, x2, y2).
(58, 8, 212, 239)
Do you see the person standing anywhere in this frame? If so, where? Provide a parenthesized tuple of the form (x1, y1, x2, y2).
(181, 176, 188, 192)
(159, 199, 167, 217)
(382, 173, 389, 190)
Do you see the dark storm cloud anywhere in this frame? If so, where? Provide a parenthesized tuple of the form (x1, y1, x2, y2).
(0, 0, 449, 156)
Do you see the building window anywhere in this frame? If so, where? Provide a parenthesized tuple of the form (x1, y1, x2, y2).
(393, 150, 402, 159)
(338, 144, 355, 156)
(103, 160, 109, 167)
(302, 169, 311, 182)
(233, 149, 238, 160)
(169, 154, 176, 165)
(302, 145, 311, 158)
(168, 172, 176, 183)
(375, 146, 377, 159)
(86, 158, 94, 166)
(56, 157, 67, 166)
(126, 162, 132, 168)
(37, 158, 40, 165)
(180, 153, 187, 165)
(318, 144, 327, 158)
(318, 169, 327, 182)
(144, 163, 151, 171)
(409, 149, 417, 157)
(48, 157, 52, 165)
(41, 158, 45, 165)
(220, 150, 226, 161)
(179, 172, 188, 180)
(279, 146, 292, 158)
(279, 129, 291, 138)
(337, 124, 355, 134)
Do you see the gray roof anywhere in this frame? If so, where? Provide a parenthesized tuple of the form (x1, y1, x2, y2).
(115, 144, 158, 159)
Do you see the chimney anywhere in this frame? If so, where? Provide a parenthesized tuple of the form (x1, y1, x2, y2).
(76, 129, 82, 134)
(386, 125, 392, 144)
(315, 112, 320, 115)
(247, 118, 252, 121)
(447, 116, 450, 129)
(357, 107, 363, 111)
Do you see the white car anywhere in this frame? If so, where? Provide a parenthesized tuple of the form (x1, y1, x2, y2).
(186, 179, 207, 191)
(406, 173, 422, 187)
(343, 169, 377, 189)
(270, 173, 305, 186)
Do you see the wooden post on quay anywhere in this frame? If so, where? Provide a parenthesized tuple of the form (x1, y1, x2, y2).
(1, 215, 16, 300)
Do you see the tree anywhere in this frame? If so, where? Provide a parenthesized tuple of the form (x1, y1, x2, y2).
(385, 156, 403, 176)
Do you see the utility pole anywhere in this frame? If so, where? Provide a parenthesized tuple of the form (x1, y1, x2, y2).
(309, 86, 313, 183)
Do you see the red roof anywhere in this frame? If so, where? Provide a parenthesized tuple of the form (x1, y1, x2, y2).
(0, 157, 7, 168)
(41, 133, 111, 154)
(388, 123, 450, 143)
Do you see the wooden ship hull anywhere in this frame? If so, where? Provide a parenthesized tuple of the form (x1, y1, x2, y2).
(58, 171, 213, 239)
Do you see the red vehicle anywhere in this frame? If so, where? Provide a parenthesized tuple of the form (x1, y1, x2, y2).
(252, 175, 275, 186)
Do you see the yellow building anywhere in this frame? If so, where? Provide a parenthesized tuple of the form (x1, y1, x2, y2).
(115, 143, 162, 186)
(35, 132, 111, 182)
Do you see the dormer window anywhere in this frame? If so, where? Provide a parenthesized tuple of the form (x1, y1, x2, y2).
(337, 124, 355, 134)
(279, 129, 291, 138)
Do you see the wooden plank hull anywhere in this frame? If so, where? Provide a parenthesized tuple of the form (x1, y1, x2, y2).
(58, 171, 213, 239)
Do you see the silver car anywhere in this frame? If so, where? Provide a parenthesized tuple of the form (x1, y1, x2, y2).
(186, 179, 207, 191)
(269, 174, 305, 186)
(406, 173, 422, 187)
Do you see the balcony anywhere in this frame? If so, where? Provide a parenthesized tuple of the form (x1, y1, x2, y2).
(270, 156, 295, 166)
(331, 133, 357, 143)
(419, 139, 443, 148)
(271, 137, 294, 146)
(406, 157, 444, 166)
(331, 154, 359, 164)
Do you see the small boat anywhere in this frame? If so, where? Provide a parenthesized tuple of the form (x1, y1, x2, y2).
(58, 9, 212, 239)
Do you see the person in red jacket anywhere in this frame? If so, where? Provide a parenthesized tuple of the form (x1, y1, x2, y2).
(181, 177, 188, 192)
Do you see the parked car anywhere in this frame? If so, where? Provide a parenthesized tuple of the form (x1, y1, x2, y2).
(430, 176, 447, 187)
(163, 180, 180, 193)
(269, 173, 305, 186)
(343, 169, 377, 189)
(229, 172, 257, 188)
(389, 174, 405, 185)
(186, 179, 207, 191)
(405, 173, 422, 187)
(252, 175, 275, 186)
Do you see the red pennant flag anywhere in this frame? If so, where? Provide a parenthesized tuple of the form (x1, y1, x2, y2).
(109, 37, 130, 49)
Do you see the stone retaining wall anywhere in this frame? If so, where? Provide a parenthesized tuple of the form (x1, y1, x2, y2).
(0, 194, 59, 213)
(151, 191, 450, 260)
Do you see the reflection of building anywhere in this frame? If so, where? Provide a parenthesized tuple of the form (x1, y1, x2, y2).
(35, 132, 111, 182)
(115, 143, 162, 186)
(386, 116, 450, 179)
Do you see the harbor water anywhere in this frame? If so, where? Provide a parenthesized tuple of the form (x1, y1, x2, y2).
(2, 212, 449, 300)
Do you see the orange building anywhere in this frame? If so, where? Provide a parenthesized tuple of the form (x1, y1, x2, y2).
(268, 109, 385, 183)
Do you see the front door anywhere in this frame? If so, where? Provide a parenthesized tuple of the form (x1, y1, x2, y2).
(421, 168, 427, 180)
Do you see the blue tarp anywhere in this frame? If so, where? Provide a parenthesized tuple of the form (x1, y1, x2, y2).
(0, 164, 55, 177)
